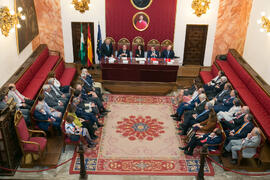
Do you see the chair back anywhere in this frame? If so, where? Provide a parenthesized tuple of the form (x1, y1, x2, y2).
(161, 39, 173, 51)
(105, 37, 116, 54)
(118, 38, 130, 50)
(14, 111, 29, 154)
(147, 39, 160, 51)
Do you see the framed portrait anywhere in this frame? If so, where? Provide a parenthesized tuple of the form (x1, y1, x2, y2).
(15, 0, 39, 53)
(130, 0, 153, 10)
(133, 12, 150, 32)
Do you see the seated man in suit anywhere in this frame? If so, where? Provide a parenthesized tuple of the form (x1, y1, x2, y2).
(209, 83, 232, 103)
(224, 113, 254, 146)
(217, 98, 241, 122)
(43, 84, 65, 113)
(34, 94, 62, 132)
(172, 88, 205, 120)
(8, 83, 34, 110)
(135, 44, 145, 58)
(47, 78, 70, 99)
(161, 45, 175, 59)
(225, 127, 261, 164)
(101, 38, 114, 58)
(117, 45, 130, 58)
(203, 71, 225, 91)
(206, 76, 228, 98)
(214, 90, 238, 113)
(192, 110, 217, 134)
(221, 106, 250, 130)
(178, 101, 213, 135)
(0, 93, 8, 110)
(147, 46, 160, 58)
(47, 72, 72, 94)
(179, 128, 222, 155)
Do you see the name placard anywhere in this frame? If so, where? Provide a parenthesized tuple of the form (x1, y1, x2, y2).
(122, 57, 128, 60)
(139, 61, 145, 64)
(123, 60, 129, 64)
(109, 59, 115, 63)
(167, 62, 173, 65)
(153, 61, 159, 65)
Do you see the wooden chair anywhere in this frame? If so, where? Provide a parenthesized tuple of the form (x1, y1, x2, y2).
(236, 128, 266, 166)
(147, 39, 160, 51)
(161, 39, 173, 51)
(14, 110, 47, 165)
(132, 36, 145, 57)
(117, 38, 130, 50)
(105, 37, 116, 56)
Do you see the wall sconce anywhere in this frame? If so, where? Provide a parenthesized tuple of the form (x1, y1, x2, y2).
(257, 12, 270, 36)
(192, 0, 211, 17)
(72, 0, 91, 13)
(0, 6, 25, 37)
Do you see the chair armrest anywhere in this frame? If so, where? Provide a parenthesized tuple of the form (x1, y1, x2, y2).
(21, 140, 40, 152)
(28, 129, 47, 137)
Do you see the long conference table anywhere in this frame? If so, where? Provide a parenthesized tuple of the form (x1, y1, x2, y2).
(100, 58, 180, 82)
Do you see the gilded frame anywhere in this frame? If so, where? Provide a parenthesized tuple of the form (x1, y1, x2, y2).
(132, 12, 150, 32)
(130, 0, 153, 10)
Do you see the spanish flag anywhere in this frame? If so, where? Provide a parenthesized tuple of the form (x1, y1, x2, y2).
(87, 24, 93, 67)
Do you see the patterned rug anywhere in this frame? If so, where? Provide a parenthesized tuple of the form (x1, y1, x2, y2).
(69, 95, 215, 176)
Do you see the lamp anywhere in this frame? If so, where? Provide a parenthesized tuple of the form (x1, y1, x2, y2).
(257, 12, 270, 36)
(72, 0, 90, 13)
(0, 6, 25, 37)
(192, 0, 211, 17)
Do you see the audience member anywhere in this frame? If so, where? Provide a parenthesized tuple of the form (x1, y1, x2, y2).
(43, 84, 65, 113)
(217, 98, 241, 122)
(214, 90, 238, 113)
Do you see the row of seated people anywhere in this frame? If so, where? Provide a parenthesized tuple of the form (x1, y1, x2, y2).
(101, 38, 175, 59)
(18, 68, 110, 149)
(170, 71, 261, 165)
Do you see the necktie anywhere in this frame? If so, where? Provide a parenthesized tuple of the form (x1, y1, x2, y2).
(14, 91, 25, 102)
(235, 122, 248, 134)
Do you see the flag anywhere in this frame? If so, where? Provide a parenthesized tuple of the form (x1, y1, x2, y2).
(87, 24, 93, 67)
(96, 23, 102, 61)
(79, 23, 86, 65)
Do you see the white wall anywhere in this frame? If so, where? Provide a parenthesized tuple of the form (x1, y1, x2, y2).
(61, 0, 106, 63)
(0, 0, 33, 87)
(174, 0, 219, 66)
(243, 0, 270, 84)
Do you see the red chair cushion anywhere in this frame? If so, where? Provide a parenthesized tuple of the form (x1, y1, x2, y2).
(54, 61, 65, 80)
(16, 69, 34, 93)
(59, 68, 76, 86)
(23, 137, 47, 153)
(211, 64, 219, 77)
(200, 71, 213, 84)
(16, 117, 29, 141)
(22, 77, 44, 100)
(31, 47, 49, 75)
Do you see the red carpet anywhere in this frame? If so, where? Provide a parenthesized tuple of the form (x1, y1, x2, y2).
(69, 95, 215, 176)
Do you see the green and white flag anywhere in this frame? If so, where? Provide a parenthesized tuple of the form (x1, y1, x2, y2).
(79, 23, 86, 65)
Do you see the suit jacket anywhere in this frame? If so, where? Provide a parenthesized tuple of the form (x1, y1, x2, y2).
(44, 92, 59, 107)
(201, 133, 222, 150)
(161, 50, 175, 59)
(117, 49, 130, 58)
(242, 135, 261, 158)
(8, 90, 25, 108)
(101, 43, 113, 57)
(135, 49, 145, 58)
(233, 122, 254, 139)
(195, 100, 207, 115)
(196, 110, 210, 123)
(0, 101, 7, 110)
(147, 50, 160, 58)
(216, 90, 230, 103)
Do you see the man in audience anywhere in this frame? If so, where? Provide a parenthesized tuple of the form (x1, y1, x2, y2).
(43, 84, 65, 113)
(179, 128, 222, 155)
(224, 127, 261, 164)
(178, 101, 213, 135)
(47, 72, 73, 94)
(8, 83, 34, 109)
(161, 45, 175, 59)
(47, 78, 70, 99)
(221, 106, 250, 130)
(217, 98, 241, 122)
(224, 113, 254, 146)
(206, 76, 227, 98)
(147, 46, 160, 58)
(0, 93, 8, 110)
(101, 38, 114, 58)
(209, 83, 232, 103)
(203, 71, 225, 91)
(117, 45, 130, 58)
(214, 90, 238, 113)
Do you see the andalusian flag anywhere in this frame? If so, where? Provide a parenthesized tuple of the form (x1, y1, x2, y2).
(87, 24, 93, 67)
(79, 23, 86, 65)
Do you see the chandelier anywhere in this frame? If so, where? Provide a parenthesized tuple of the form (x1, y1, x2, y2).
(257, 12, 270, 36)
(72, 0, 90, 13)
(0, 6, 25, 37)
(192, 0, 211, 17)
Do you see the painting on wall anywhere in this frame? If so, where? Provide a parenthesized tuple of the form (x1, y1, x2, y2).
(133, 12, 150, 31)
(15, 0, 39, 53)
(130, 0, 153, 10)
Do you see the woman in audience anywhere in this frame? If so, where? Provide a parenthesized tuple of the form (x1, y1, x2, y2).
(135, 44, 145, 58)
(217, 98, 241, 122)
(68, 104, 98, 140)
(65, 115, 96, 148)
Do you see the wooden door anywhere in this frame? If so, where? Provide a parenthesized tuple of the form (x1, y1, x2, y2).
(71, 22, 95, 64)
(183, 25, 208, 65)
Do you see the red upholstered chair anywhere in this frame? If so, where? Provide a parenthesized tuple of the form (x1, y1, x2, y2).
(117, 38, 130, 51)
(161, 39, 173, 51)
(147, 39, 160, 52)
(14, 110, 47, 164)
(132, 36, 145, 57)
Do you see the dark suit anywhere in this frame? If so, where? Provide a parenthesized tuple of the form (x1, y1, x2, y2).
(206, 82, 226, 98)
(34, 110, 61, 132)
(221, 113, 245, 130)
(117, 49, 130, 58)
(135, 49, 145, 58)
(176, 95, 200, 116)
(161, 50, 175, 59)
(101, 43, 113, 57)
(214, 96, 235, 113)
(225, 122, 254, 145)
(147, 50, 160, 58)
(215, 90, 230, 103)
(44, 91, 64, 113)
